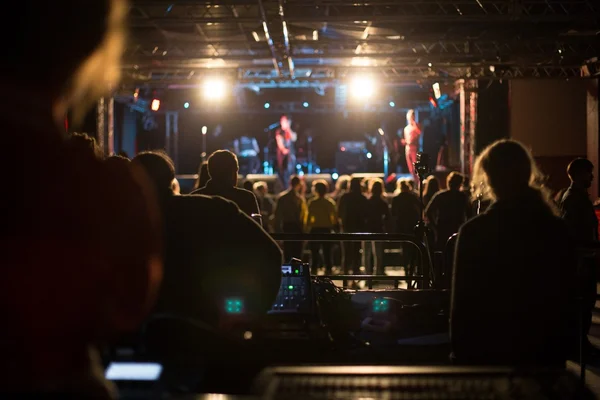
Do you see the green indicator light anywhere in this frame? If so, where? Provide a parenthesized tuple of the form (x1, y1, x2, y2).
(373, 298, 390, 313)
(225, 298, 244, 314)
(288, 285, 294, 290)
(294, 269, 299, 274)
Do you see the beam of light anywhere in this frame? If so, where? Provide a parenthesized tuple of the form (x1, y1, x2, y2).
(203, 78, 227, 100)
(350, 76, 375, 98)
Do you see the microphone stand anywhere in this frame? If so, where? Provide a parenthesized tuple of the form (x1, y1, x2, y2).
(307, 135, 313, 174)
(378, 128, 388, 180)
(413, 161, 433, 290)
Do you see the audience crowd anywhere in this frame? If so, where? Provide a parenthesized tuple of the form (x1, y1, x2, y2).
(5, 0, 600, 397)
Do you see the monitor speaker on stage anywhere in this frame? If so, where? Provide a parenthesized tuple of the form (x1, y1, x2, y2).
(335, 151, 366, 175)
(244, 174, 283, 194)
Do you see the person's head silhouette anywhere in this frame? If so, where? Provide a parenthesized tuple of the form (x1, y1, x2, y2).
(133, 151, 176, 196)
(207, 150, 239, 187)
(473, 140, 553, 210)
(567, 158, 594, 190)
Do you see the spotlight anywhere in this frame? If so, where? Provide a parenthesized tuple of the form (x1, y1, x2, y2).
(203, 78, 227, 100)
(350, 76, 375, 98)
(432, 82, 441, 99)
(389, 101, 395, 107)
(366, 152, 372, 159)
(150, 99, 160, 111)
(184, 102, 190, 109)
(264, 102, 270, 109)
(201, 126, 207, 135)
(303, 101, 309, 108)
(331, 172, 339, 180)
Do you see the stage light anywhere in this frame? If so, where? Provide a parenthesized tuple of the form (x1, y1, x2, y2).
(203, 78, 227, 100)
(303, 101, 309, 108)
(150, 99, 160, 111)
(428, 62, 432, 67)
(202, 126, 207, 135)
(432, 82, 441, 99)
(350, 76, 375, 98)
(389, 101, 395, 107)
(313, 30, 318, 40)
(252, 31, 260, 42)
(264, 102, 270, 109)
(315, 167, 321, 173)
(331, 172, 339, 180)
(184, 102, 190, 109)
(378, 128, 384, 136)
(366, 152, 372, 159)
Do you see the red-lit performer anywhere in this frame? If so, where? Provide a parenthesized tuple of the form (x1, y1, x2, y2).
(275, 114, 297, 183)
(402, 109, 421, 182)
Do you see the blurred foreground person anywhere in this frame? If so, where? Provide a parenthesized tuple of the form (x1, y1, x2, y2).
(1, 0, 162, 398)
(451, 140, 574, 366)
(560, 158, 598, 357)
(133, 152, 282, 328)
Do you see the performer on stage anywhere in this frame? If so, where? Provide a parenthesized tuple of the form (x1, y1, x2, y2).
(401, 109, 421, 182)
(275, 114, 297, 183)
(233, 135, 260, 174)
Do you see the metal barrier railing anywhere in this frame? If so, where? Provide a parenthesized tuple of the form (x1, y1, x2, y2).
(270, 233, 433, 289)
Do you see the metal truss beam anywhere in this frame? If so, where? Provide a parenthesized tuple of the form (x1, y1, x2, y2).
(125, 39, 599, 62)
(131, 0, 600, 25)
(120, 64, 586, 89)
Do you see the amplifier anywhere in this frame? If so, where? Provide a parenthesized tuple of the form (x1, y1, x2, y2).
(339, 141, 366, 153)
(335, 151, 366, 175)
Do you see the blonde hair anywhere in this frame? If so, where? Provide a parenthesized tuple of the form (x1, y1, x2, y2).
(472, 139, 556, 214)
(59, 0, 127, 125)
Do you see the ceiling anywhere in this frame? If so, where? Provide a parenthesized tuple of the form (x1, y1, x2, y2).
(124, 0, 600, 87)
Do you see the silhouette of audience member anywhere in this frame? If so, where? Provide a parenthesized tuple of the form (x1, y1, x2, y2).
(391, 179, 422, 280)
(133, 151, 282, 326)
(422, 175, 440, 208)
(306, 180, 337, 274)
(194, 161, 210, 190)
(1, 0, 163, 397)
(338, 177, 369, 274)
(451, 140, 574, 366)
(274, 175, 307, 262)
(67, 132, 102, 159)
(105, 154, 130, 168)
(392, 179, 421, 234)
(192, 150, 260, 217)
(364, 179, 390, 274)
(425, 171, 471, 250)
(560, 158, 598, 354)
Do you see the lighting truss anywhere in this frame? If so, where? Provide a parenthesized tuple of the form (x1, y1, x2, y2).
(125, 0, 599, 83)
